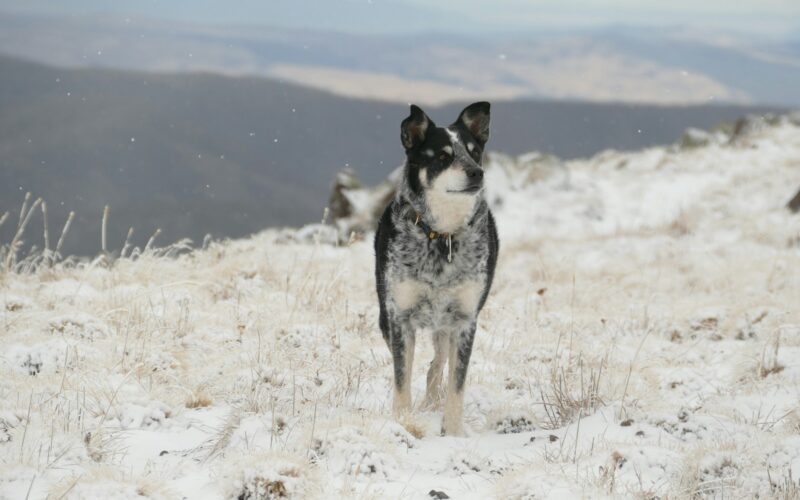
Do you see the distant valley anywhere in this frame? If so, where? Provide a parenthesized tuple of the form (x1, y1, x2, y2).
(1, 13, 800, 106)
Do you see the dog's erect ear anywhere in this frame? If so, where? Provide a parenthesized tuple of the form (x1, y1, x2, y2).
(401, 104, 433, 150)
(456, 101, 490, 146)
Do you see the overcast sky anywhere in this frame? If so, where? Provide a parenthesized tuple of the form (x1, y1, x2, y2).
(1, 0, 798, 37)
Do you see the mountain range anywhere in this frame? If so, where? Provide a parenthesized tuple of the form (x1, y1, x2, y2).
(0, 55, 787, 255)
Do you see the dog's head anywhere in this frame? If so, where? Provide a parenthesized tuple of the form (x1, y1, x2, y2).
(400, 102, 490, 200)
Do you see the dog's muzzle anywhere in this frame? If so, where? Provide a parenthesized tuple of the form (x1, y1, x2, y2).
(463, 167, 484, 193)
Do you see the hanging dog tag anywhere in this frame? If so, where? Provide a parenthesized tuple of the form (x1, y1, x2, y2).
(447, 234, 452, 263)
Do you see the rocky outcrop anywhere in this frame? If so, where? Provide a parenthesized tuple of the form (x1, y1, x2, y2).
(327, 167, 401, 238)
(486, 151, 565, 187)
(328, 168, 363, 222)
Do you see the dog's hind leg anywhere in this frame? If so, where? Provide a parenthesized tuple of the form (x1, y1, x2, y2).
(390, 320, 415, 417)
(379, 306, 391, 353)
(442, 322, 476, 436)
(422, 331, 447, 409)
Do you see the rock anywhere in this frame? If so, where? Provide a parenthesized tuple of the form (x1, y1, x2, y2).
(327, 168, 363, 221)
(788, 187, 800, 213)
(680, 127, 731, 149)
(680, 127, 713, 149)
(327, 167, 401, 238)
(487, 151, 565, 187)
(429, 490, 450, 499)
(273, 224, 341, 245)
(728, 114, 777, 144)
(495, 415, 535, 434)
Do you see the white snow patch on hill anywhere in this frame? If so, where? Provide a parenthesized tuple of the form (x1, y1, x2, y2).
(1, 120, 800, 499)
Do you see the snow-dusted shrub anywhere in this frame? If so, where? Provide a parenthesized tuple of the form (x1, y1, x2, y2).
(492, 411, 537, 434)
(595, 447, 682, 497)
(110, 401, 172, 429)
(540, 357, 606, 429)
(219, 453, 315, 499)
(444, 450, 485, 475)
(682, 451, 743, 496)
(0, 410, 24, 444)
(48, 471, 171, 500)
(494, 467, 582, 499)
(377, 420, 418, 448)
(311, 427, 397, 478)
(5, 339, 70, 375)
(48, 313, 109, 341)
(647, 409, 711, 443)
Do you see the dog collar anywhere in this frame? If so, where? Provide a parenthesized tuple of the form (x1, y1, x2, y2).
(412, 212, 451, 241)
(403, 203, 476, 240)
(407, 207, 455, 262)
(401, 200, 479, 263)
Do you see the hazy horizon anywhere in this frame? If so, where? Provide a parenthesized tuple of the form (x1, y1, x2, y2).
(1, 0, 798, 38)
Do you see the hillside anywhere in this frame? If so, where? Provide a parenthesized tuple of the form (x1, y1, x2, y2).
(0, 55, 785, 256)
(1, 115, 799, 498)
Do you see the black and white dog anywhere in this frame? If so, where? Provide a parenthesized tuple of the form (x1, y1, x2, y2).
(374, 102, 498, 436)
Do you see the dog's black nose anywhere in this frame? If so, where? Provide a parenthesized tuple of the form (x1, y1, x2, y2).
(465, 167, 484, 180)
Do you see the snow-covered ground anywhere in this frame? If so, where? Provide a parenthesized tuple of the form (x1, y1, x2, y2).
(2, 117, 800, 499)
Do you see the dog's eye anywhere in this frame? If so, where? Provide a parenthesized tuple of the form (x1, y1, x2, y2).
(437, 151, 451, 162)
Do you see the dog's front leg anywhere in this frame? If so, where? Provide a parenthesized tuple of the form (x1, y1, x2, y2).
(443, 322, 476, 436)
(390, 318, 415, 416)
(422, 331, 448, 409)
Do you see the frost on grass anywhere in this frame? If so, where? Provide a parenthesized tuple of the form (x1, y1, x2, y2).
(1, 117, 800, 498)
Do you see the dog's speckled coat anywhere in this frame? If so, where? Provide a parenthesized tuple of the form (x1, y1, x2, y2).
(374, 102, 498, 435)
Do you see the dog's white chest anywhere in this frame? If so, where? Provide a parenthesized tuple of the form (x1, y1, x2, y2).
(426, 173, 477, 234)
(389, 278, 484, 321)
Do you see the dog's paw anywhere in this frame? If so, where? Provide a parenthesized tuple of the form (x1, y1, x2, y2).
(440, 422, 467, 437)
(395, 414, 426, 440)
(392, 394, 412, 418)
